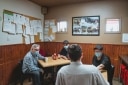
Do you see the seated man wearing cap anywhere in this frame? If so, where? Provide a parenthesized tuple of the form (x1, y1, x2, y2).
(92, 44, 112, 85)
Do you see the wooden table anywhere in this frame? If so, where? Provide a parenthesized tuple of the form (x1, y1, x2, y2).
(38, 57, 107, 81)
(119, 55, 128, 83)
(38, 57, 71, 84)
(101, 70, 107, 81)
(38, 57, 71, 67)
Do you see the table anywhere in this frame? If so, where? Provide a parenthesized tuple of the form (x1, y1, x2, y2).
(38, 57, 71, 84)
(119, 55, 128, 67)
(38, 57, 71, 67)
(101, 70, 107, 81)
(119, 55, 128, 84)
(38, 57, 107, 81)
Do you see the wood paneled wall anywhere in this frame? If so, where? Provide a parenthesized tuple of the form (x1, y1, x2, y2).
(0, 42, 128, 85)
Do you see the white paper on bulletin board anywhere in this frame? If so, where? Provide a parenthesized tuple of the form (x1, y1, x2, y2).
(122, 33, 128, 43)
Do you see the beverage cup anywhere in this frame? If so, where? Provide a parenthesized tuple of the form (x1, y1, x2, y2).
(45, 57, 48, 62)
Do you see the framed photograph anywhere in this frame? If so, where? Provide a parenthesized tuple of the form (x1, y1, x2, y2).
(105, 18, 121, 33)
(72, 16, 100, 36)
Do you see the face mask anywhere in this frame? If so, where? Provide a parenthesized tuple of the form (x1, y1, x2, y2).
(64, 46, 68, 51)
(35, 51, 39, 54)
(32, 51, 39, 57)
(95, 52, 102, 58)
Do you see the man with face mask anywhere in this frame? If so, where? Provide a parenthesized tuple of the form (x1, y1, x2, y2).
(22, 44, 45, 85)
(58, 40, 69, 59)
(92, 44, 112, 85)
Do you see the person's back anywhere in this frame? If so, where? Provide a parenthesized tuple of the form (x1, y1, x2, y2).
(56, 44, 109, 85)
(56, 62, 108, 85)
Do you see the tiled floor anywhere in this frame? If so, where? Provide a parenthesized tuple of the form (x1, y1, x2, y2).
(18, 79, 122, 85)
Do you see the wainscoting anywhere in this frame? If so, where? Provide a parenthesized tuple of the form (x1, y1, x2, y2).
(0, 42, 128, 85)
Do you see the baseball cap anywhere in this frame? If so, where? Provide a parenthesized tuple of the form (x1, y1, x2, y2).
(94, 44, 103, 50)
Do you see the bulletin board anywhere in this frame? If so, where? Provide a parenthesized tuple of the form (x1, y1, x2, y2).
(44, 19, 57, 42)
(2, 10, 43, 44)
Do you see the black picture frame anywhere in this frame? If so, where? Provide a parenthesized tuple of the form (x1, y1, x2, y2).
(72, 16, 100, 36)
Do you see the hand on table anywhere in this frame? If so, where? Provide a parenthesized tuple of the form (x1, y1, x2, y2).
(97, 64, 104, 70)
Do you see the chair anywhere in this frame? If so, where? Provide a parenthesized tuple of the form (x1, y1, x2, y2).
(111, 65, 115, 79)
(109, 65, 115, 85)
(19, 59, 32, 85)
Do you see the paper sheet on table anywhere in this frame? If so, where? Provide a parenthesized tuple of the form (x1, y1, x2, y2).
(30, 35, 34, 43)
(25, 35, 30, 44)
(122, 33, 128, 43)
(25, 25, 31, 35)
(16, 24, 23, 33)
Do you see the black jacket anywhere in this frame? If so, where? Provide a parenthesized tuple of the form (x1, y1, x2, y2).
(59, 47, 68, 57)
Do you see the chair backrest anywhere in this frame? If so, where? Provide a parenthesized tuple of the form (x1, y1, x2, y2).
(111, 65, 115, 79)
(18, 59, 24, 74)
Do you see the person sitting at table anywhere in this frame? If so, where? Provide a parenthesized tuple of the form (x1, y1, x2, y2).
(92, 44, 112, 85)
(58, 40, 69, 59)
(56, 44, 109, 85)
(22, 44, 45, 85)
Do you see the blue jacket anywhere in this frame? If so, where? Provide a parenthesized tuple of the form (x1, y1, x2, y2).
(22, 51, 45, 73)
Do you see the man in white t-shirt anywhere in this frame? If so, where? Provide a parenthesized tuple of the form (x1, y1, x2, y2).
(55, 44, 109, 85)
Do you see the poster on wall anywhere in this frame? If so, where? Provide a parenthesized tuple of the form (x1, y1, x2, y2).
(122, 33, 128, 43)
(72, 16, 100, 36)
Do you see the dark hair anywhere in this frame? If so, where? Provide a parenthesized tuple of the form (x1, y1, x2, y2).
(63, 40, 69, 45)
(68, 44, 82, 61)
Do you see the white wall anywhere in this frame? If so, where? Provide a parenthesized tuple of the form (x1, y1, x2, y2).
(0, 0, 44, 45)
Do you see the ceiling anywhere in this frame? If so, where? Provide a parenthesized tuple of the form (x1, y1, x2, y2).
(29, 0, 124, 8)
(28, 0, 103, 8)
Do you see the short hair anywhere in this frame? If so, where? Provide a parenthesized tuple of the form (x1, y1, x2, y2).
(31, 44, 40, 50)
(63, 40, 69, 45)
(68, 44, 82, 61)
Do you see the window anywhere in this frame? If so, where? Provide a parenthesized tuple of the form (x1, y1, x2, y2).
(105, 18, 121, 33)
(57, 21, 67, 33)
